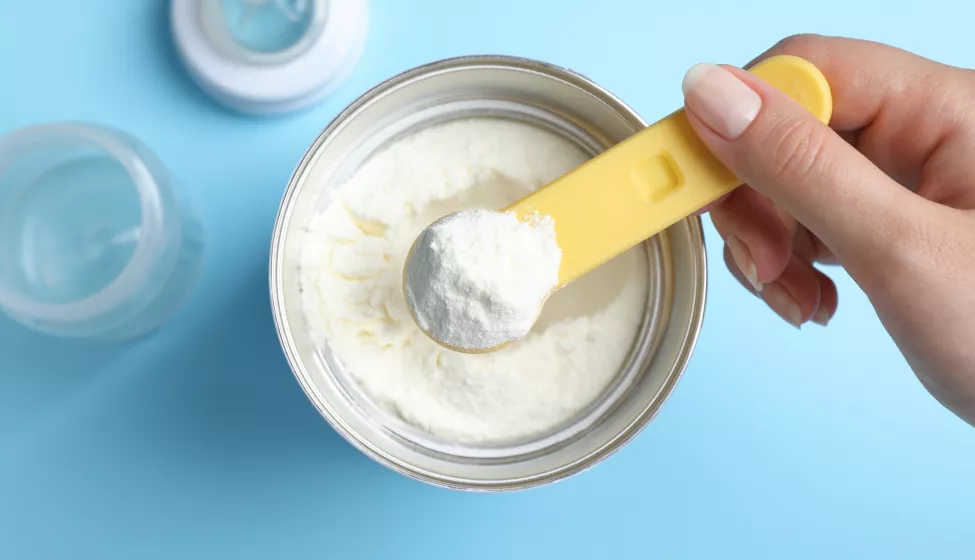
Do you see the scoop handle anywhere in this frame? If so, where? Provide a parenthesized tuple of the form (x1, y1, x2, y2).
(505, 55, 833, 286)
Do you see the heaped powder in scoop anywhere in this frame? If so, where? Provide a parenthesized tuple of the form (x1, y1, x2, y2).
(404, 209, 561, 351)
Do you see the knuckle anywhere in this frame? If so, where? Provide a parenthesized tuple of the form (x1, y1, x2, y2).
(771, 34, 824, 57)
(868, 210, 972, 296)
(920, 70, 975, 125)
(911, 214, 975, 284)
(952, 71, 975, 124)
(762, 116, 831, 184)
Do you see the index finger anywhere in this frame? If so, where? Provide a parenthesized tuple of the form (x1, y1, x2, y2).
(744, 34, 975, 188)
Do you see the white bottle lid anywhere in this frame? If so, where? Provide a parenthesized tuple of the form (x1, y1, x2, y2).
(171, 0, 368, 115)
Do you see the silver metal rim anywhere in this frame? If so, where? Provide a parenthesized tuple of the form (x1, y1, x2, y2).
(270, 55, 708, 491)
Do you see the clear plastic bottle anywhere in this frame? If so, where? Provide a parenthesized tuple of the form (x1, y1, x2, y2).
(0, 123, 205, 341)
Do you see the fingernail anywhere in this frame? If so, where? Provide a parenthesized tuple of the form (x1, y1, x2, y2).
(682, 63, 762, 140)
(726, 236, 762, 292)
(761, 282, 802, 328)
(812, 305, 832, 326)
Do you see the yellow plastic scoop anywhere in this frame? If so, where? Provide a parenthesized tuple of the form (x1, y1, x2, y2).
(405, 55, 832, 352)
(507, 54, 832, 286)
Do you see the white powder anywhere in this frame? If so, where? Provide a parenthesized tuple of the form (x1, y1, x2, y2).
(404, 209, 561, 351)
(299, 118, 648, 444)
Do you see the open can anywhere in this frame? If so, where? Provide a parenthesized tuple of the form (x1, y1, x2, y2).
(270, 56, 707, 490)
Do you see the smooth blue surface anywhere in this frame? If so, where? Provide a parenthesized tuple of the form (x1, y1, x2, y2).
(1, 1, 973, 558)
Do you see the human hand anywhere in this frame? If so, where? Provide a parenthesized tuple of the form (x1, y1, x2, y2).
(681, 34, 975, 426)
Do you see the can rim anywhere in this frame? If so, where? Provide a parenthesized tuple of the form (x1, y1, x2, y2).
(269, 55, 708, 491)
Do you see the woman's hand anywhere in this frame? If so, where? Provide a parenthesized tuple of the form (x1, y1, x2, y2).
(682, 34, 975, 426)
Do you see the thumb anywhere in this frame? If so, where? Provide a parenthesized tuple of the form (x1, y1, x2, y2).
(681, 62, 920, 271)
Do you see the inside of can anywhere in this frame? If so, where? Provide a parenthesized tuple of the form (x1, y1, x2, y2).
(273, 59, 706, 489)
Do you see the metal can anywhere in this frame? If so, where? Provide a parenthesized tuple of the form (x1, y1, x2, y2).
(270, 55, 707, 491)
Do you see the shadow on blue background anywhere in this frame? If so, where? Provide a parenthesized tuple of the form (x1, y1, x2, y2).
(0, 264, 413, 558)
(0, 264, 365, 470)
(0, 315, 124, 441)
(123, 268, 353, 457)
(151, 0, 246, 116)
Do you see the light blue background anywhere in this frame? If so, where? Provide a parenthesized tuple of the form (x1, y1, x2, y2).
(1, 1, 973, 558)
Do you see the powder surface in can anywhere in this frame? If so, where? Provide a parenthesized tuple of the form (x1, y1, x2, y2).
(299, 118, 649, 444)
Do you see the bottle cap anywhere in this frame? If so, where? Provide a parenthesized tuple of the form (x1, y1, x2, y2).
(171, 0, 368, 115)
